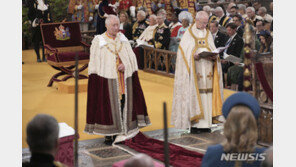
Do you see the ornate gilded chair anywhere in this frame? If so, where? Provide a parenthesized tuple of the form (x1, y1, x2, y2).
(40, 21, 90, 87)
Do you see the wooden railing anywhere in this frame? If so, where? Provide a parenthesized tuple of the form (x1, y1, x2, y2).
(252, 52, 273, 146)
(81, 30, 96, 46)
(243, 22, 273, 146)
(142, 46, 177, 78)
(81, 30, 96, 36)
(81, 35, 94, 47)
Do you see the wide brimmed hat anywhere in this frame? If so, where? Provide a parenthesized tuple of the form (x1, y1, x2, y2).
(222, 92, 261, 119)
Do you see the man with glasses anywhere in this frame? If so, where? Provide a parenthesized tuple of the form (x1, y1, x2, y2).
(232, 14, 244, 38)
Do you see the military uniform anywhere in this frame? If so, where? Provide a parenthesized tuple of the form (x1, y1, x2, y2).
(152, 23, 171, 71)
(152, 23, 171, 50)
(132, 19, 149, 41)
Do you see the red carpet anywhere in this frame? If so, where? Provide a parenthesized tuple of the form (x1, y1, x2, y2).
(120, 132, 204, 167)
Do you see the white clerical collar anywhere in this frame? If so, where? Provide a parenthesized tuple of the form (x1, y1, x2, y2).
(98, 32, 128, 48)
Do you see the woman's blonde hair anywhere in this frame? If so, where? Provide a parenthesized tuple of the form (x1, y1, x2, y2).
(222, 105, 258, 153)
(119, 11, 131, 25)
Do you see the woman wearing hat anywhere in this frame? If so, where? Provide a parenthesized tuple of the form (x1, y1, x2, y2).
(201, 92, 267, 167)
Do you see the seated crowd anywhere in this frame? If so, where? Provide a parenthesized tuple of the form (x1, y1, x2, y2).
(28, 0, 272, 90)
(86, 1, 273, 91)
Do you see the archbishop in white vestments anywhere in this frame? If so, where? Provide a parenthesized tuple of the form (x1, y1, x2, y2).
(171, 11, 224, 130)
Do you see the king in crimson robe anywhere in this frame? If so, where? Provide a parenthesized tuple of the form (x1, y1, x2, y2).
(84, 32, 151, 137)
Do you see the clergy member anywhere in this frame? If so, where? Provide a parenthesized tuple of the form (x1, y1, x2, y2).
(85, 15, 151, 145)
(171, 11, 224, 133)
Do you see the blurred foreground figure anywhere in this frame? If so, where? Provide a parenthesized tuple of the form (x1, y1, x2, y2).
(23, 114, 66, 167)
(201, 92, 267, 167)
(124, 154, 154, 167)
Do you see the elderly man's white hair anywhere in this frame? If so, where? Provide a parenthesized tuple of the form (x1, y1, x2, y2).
(26, 114, 59, 152)
(259, 6, 267, 14)
(215, 6, 224, 14)
(137, 10, 146, 17)
(178, 11, 193, 23)
(210, 8, 215, 14)
(105, 15, 119, 26)
(149, 14, 157, 20)
(246, 6, 255, 13)
(196, 10, 209, 20)
(158, 9, 167, 15)
(203, 5, 211, 13)
(237, 4, 246, 11)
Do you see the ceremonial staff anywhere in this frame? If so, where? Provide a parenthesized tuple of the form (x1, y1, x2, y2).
(163, 102, 169, 167)
(74, 52, 79, 167)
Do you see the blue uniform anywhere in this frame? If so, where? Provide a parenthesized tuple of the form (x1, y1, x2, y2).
(201, 144, 267, 167)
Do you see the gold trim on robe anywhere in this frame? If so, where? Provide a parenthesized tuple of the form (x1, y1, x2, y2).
(187, 24, 223, 123)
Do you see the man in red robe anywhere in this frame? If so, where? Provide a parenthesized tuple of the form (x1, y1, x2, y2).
(85, 15, 151, 145)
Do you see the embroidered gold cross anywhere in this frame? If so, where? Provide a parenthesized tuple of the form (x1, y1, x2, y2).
(197, 73, 203, 80)
(207, 72, 213, 80)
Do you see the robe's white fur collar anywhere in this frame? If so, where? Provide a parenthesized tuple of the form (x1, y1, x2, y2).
(96, 32, 128, 48)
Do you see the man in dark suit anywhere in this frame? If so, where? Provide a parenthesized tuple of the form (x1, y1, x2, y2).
(224, 23, 244, 59)
(223, 23, 244, 90)
(23, 114, 66, 167)
(209, 20, 229, 51)
(210, 20, 229, 86)
(232, 14, 244, 38)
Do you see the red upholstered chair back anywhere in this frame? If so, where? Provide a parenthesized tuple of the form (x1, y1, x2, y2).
(40, 22, 82, 48)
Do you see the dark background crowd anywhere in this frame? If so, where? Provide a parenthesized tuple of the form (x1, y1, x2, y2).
(22, 0, 273, 89)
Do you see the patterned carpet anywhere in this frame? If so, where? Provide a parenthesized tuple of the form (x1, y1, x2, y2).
(22, 128, 225, 167)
